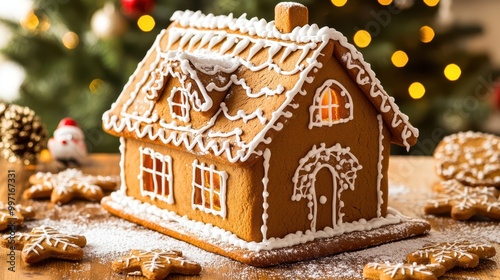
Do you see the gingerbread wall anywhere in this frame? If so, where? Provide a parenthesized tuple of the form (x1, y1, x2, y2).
(258, 53, 392, 240)
(122, 138, 266, 242)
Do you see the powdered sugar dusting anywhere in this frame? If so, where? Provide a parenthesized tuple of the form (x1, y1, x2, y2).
(17, 199, 498, 279)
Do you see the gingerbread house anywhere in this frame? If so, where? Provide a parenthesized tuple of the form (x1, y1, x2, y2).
(102, 2, 428, 266)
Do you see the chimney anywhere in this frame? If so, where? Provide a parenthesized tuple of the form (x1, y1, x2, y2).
(275, 2, 309, 34)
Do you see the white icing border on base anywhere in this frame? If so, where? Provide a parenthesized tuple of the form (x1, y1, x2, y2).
(106, 190, 405, 252)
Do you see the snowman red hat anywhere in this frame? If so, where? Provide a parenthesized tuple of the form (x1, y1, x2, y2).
(48, 118, 87, 166)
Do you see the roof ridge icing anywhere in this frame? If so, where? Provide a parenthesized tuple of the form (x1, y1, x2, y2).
(170, 10, 329, 44)
(103, 9, 419, 163)
(170, 9, 419, 150)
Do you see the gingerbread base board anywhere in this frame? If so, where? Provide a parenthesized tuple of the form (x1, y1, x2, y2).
(101, 195, 430, 267)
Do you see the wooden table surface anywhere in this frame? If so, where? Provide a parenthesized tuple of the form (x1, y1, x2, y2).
(0, 155, 499, 279)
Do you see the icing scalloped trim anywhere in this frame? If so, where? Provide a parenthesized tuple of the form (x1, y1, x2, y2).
(107, 190, 403, 252)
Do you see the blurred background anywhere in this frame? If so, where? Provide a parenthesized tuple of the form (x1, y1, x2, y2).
(0, 0, 499, 155)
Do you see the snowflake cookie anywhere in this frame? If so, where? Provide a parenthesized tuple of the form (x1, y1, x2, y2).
(424, 179, 500, 220)
(363, 262, 445, 280)
(112, 249, 202, 279)
(407, 241, 496, 271)
(1, 225, 87, 264)
(0, 203, 35, 231)
(23, 168, 119, 205)
(434, 131, 500, 187)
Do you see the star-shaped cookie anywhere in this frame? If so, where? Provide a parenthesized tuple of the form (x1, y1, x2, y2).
(363, 262, 445, 280)
(112, 249, 202, 279)
(1, 225, 87, 264)
(23, 169, 119, 205)
(407, 241, 496, 271)
(424, 179, 500, 220)
(0, 203, 35, 231)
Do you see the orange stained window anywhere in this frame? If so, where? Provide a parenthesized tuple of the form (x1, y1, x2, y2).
(321, 88, 341, 121)
(309, 79, 353, 129)
(192, 160, 227, 218)
(139, 147, 174, 204)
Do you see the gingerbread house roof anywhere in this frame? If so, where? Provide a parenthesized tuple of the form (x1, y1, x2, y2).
(103, 5, 418, 164)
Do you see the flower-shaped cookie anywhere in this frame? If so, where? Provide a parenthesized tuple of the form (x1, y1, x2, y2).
(424, 179, 500, 220)
(112, 249, 201, 279)
(434, 131, 500, 187)
(23, 169, 119, 205)
(1, 225, 87, 264)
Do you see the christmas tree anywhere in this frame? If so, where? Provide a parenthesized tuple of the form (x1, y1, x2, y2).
(0, 0, 497, 154)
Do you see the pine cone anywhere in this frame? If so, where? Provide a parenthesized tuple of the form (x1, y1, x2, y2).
(0, 104, 48, 165)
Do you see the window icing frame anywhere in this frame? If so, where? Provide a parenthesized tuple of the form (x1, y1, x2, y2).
(191, 160, 228, 219)
(308, 79, 354, 129)
(138, 146, 174, 204)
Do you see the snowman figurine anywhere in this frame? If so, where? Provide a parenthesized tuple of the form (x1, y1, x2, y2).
(48, 118, 87, 166)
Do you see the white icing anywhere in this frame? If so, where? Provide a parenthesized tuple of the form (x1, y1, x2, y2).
(366, 262, 439, 277)
(434, 131, 500, 186)
(308, 79, 353, 129)
(191, 160, 228, 218)
(291, 143, 362, 231)
(119, 137, 127, 192)
(260, 148, 271, 241)
(138, 146, 174, 204)
(107, 190, 404, 251)
(376, 114, 384, 217)
(103, 9, 418, 163)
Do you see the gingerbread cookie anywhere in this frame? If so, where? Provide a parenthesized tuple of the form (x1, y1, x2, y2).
(408, 241, 496, 271)
(424, 179, 500, 220)
(0, 203, 35, 231)
(24, 168, 119, 205)
(363, 262, 445, 280)
(1, 225, 87, 264)
(112, 249, 201, 279)
(434, 131, 500, 187)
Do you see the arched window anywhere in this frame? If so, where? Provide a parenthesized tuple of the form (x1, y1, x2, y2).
(169, 88, 191, 122)
(309, 79, 353, 129)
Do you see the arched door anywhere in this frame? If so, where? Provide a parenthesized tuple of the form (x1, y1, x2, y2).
(292, 143, 362, 232)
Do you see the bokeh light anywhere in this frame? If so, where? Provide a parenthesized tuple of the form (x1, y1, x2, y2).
(420, 26, 435, 43)
(391, 50, 409, 67)
(62, 32, 79, 49)
(444, 63, 461, 81)
(137, 15, 155, 32)
(409, 82, 426, 99)
(331, 0, 348, 7)
(89, 78, 104, 94)
(378, 0, 393, 5)
(20, 11, 39, 31)
(423, 0, 440, 7)
(354, 30, 371, 48)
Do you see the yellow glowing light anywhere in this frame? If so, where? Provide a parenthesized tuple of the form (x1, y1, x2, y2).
(423, 0, 440, 7)
(137, 15, 155, 32)
(21, 12, 39, 31)
(354, 30, 371, 48)
(39, 149, 52, 163)
(62, 32, 79, 49)
(378, 0, 393, 5)
(420, 26, 435, 43)
(409, 82, 426, 99)
(444, 63, 461, 81)
(331, 0, 348, 7)
(391, 50, 409, 68)
(89, 79, 104, 94)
